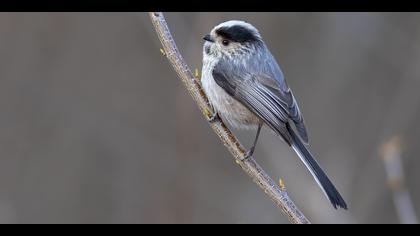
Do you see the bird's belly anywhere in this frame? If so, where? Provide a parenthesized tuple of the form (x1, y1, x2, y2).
(201, 74, 260, 130)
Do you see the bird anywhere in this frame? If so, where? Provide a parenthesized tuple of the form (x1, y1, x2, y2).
(200, 20, 347, 210)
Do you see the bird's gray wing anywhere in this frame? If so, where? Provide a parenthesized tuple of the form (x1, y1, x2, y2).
(212, 54, 308, 144)
(259, 54, 308, 144)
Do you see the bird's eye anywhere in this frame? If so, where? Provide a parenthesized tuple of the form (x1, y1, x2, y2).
(222, 39, 230, 46)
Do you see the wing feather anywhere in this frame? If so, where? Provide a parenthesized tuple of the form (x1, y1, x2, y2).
(212, 52, 308, 143)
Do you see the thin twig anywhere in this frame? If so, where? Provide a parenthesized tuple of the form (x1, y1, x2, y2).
(149, 12, 310, 224)
(380, 136, 418, 224)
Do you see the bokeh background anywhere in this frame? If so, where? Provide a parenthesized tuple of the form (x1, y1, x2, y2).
(0, 12, 419, 224)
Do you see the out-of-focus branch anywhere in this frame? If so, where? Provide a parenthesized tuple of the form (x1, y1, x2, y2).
(380, 136, 418, 224)
(148, 12, 310, 224)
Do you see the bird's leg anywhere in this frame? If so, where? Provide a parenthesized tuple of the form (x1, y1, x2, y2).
(241, 123, 262, 161)
(208, 110, 221, 123)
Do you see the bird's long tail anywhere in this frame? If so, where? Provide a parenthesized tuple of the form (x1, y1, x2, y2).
(286, 123, 348, 210)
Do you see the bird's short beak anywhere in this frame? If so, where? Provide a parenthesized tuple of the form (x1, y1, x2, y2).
(203, 34, 214, 43)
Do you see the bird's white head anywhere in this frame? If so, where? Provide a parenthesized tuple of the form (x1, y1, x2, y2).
(203, 20, 263, 58)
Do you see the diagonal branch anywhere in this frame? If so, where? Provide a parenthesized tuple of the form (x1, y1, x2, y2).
(149, 12, 310, 224)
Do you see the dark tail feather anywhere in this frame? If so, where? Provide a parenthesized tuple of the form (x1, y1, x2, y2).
(294, 121, 309, 144)
(286, 123, 347, 210)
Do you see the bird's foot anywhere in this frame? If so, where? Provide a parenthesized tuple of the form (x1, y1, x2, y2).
(241, 148, 255, 161)
(208, 111, 220, 123)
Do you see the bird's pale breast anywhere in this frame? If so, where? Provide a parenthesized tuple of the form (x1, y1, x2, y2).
(201, 60, 260, 130)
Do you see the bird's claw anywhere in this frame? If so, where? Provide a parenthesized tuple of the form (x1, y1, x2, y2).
(241, 148, 255, 161)
(208, 112, 220, 123)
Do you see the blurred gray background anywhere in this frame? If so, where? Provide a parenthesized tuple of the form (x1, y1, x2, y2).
(0, 12, 419, 224)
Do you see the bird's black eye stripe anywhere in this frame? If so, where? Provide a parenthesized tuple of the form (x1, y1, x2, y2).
(215, 25, 258, 43)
